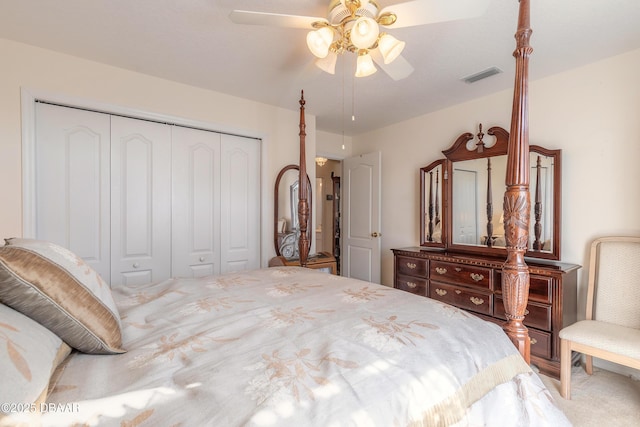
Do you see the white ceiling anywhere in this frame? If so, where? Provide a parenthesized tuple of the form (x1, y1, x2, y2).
(1, 0, 639, 136)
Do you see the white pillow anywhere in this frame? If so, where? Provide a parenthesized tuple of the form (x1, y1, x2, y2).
(0, 303, 71, 406)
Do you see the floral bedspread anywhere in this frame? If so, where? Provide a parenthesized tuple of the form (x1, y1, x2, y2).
(36, 267, 569, 426)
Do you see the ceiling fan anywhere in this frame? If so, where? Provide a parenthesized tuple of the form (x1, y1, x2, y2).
(229, 0, 490, 80)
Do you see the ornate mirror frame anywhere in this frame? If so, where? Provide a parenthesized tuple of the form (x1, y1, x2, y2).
(420, 159, 447, 248)
(420, 125, 562, 261)
(273, 164, 312, 257)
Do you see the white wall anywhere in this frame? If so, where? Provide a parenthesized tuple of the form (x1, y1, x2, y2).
(0, 38, 317, 266)
(352, 48, 640, 309)
(317, 130, 352, 160)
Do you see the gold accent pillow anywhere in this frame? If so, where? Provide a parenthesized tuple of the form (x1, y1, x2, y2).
(0, 239, 125, 354)
(0, 303, 71, 407)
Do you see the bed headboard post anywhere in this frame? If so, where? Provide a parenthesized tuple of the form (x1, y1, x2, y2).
(502, 0, 533, 362)
(298, 91, 310, 267)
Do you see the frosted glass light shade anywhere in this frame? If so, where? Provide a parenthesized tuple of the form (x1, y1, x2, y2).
(378, 33, 406, 64)
(315, 51, 338, 74)
(307, 27, 334, 58)
(355, 52, 377, 77)
(350, 16, 379, 49)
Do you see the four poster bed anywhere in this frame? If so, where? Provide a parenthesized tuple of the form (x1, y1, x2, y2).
(0, 1, 569, 425)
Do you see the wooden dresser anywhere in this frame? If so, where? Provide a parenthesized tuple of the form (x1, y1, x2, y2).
(392, 247, 580, 378)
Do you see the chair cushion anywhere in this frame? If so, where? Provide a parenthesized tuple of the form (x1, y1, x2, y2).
(559, 320, 640, 359)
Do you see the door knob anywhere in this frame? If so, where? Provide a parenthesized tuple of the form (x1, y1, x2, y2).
(133, 263, 140, 269)
(371, 232, 381, 237)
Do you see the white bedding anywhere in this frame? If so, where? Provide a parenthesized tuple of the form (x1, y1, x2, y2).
(15, 267, 570, 426)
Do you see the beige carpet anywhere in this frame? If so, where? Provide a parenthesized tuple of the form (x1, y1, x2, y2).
(539, 366, 640, 426)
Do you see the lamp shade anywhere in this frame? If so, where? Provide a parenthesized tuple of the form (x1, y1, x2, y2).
(307, 26, 334, 58)
(355, 51, 377, 77)
(378, 33, 406, 64)
(315, 50, 338, 74)
(350, 16, 379, 49)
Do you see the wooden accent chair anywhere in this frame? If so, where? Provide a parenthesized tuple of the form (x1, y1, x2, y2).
(559, 236, 640, 399)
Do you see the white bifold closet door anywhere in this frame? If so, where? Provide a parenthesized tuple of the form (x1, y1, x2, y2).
(34, 103, 112, 280)
(220, 134, 261, 272)
(110, 115, 172, 286)
(34, 102, 260, 287)
(170, 126, 221, 278)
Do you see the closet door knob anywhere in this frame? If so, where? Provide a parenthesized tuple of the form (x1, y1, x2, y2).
(199, 257, 205, 262)
(133, 263, 140, 269)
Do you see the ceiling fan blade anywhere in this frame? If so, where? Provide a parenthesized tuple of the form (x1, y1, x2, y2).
(370, 49, 414, 81)
(380, 0, 490, 29)
(229, 10, 326, 29)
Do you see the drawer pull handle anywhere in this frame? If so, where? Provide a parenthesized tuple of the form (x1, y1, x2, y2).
(435, 267, 447, 275)
(199, 256, 205, 262)
(455, 290, 462, 295)
(470, 273, 484, 282)
(407, 281, 417, 289)
(470, 297, 484, 305)
(531, 338, 537, 345)
(455, 267, 462, 272)
(406, 262, 417, 269)
(435, 288, 447, 296)
(133, 263, 140, 269)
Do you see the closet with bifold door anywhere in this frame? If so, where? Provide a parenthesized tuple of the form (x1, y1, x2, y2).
(34, 102, 260, 287)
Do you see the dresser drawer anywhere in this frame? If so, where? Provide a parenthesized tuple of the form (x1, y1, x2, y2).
(495, 272, 552, 304)
(529, 329, 552, 359)
(494, 297, 552, 331)
(396, 256, 428, 277)
(429, 281, 492, 316)
(396, 274, 427, 296)
(430, 261, 492, 290)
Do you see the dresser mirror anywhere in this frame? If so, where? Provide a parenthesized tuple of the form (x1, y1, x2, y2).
(420, 160, 446, 247)
(274, 164, 312, 258)
(420, 125, 562, 260)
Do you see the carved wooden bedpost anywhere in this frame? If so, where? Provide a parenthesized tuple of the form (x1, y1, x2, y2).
(298, 91, 310, 267)
(502, 0, 533, 362)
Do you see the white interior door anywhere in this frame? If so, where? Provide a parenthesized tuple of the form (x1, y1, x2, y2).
(171, 126, 221, 278)
(342, 151, 381, 283)
(220, 134, 260, 272)
(110, 116, 172, 286)
(34, 103, 112, 282)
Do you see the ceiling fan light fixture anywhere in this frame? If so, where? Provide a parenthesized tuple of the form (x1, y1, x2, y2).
(315, 50, 338, 74)
(378, 33, 405, 64)
(307, 26, 335, 58)
(350, 16, 379, 49)
(355, 51, 377, 77)
(340, 0, 370, 10)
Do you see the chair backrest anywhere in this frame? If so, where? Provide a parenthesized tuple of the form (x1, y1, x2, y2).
(587, 236, 640, 328)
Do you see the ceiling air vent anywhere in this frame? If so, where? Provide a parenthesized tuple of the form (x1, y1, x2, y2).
(461, 67, 503, 84)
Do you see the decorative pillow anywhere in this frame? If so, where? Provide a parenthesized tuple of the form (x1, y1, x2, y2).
(0, 303, 71, 406)
(0, 238, 125, 354)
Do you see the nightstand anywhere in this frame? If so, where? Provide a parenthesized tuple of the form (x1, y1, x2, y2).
(268, 251, 337, 274)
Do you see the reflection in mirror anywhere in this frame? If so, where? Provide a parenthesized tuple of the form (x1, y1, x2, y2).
(451, 153, 557, 253)
(274, 165, 312, 258)
(451, 156, 507, 247)
(530, 153, 555, 252)
(420, 160, 445, 247)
